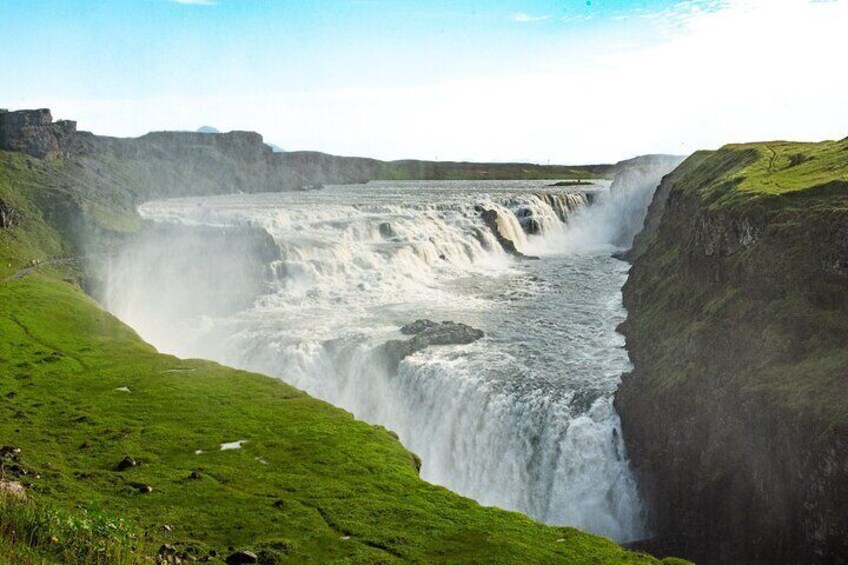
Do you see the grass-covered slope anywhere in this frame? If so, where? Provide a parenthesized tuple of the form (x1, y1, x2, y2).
(617, 138, 848, 564)
(0, 152, 682, 563)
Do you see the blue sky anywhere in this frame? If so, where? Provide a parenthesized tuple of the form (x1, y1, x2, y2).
(1, 0, 846, 163)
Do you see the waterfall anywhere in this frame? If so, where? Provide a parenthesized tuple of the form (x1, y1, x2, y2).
(100, 180, 648, 542)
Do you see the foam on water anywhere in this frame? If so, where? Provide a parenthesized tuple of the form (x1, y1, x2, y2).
(101, 179, 652, 542)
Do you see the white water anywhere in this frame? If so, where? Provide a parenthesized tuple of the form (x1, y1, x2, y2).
(101, 179, 656, 542)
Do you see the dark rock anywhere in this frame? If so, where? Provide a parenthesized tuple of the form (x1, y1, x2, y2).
(523, 218, 542, 235)
(0, 200, 20, 229)
(400, 319, 439, 335)
(189, 469, 202, 480)
(115, 455, 138, 471)
(515, 205, 543, 234)
(471, 227, 493, 251)
(479, 208, 539, 260)
(130, 482, 153, 494)
(408, 320, 483, 347)
(159, 544, 177, 556)
(158, 543, 184, 565)
(378, 222, 394, 238)
(0, 446, 21, 460)
(225, 550, 258, 564)
(3, 463, 26, 477)
(379, 320, 484, 370)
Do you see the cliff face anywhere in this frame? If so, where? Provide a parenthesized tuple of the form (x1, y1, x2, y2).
(0, 109, 78, 159)
(617, 140, 848, 564)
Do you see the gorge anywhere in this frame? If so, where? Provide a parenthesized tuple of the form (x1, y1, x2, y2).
(1, 108, 846, 564)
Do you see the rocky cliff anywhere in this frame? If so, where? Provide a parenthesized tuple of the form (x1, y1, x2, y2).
(617, 140, 848, 564)
(0, 108, 618, 203)
(0, 109, 78, 159)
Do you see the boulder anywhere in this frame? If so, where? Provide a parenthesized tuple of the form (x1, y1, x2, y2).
(115, 455, 139, 471)
(130, 482, 153, 494)
(0, 479, 27, 502)
(378, 222, 394, 238)
(379, 320, 484, 370)
(400, 319, 439, 335)
(225, 550, 258, 564)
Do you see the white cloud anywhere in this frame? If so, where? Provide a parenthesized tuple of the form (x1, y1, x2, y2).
(511, 12, 550, 23)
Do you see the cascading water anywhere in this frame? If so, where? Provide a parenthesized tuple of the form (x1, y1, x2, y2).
(101, 178, 655, 542)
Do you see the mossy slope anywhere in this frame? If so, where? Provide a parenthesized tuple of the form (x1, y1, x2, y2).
(0, 151, 678, 563)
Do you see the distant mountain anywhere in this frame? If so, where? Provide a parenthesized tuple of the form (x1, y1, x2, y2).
(196, 126, 220, 134)
(266, 142, 285, 153)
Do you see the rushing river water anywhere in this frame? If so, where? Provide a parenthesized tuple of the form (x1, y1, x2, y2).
(102, 179, 653, 542)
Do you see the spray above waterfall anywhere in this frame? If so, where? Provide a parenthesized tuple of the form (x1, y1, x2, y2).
(99, 173, 678, 542)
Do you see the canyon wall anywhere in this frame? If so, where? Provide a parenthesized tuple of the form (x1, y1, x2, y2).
(617, 141, 848, 564)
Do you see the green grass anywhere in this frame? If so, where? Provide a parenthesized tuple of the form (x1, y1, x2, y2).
(374, 161, 608, 181)
(0, 150, 682, 562)
(0, 275, 672, 564)
(0, 492, 146, 565)
(673, 137, 848, 199)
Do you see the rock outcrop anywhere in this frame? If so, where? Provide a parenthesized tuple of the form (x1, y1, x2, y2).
(477, 207, 538, 259)
(0, 109, 77, 159)
(379, 320, 484, 369)
(0, 199, 19, 229)
(616, 141, 848, 564)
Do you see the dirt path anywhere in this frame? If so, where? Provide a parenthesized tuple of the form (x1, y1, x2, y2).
(0, 256, 82, 284)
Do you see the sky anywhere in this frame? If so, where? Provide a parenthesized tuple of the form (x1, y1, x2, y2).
(1, 0, 846, 164)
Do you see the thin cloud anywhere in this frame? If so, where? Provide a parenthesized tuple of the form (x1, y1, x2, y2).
(511, 12, 550, 23)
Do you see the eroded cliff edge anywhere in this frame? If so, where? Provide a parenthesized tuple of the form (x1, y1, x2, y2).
(616, 140, 848, 564)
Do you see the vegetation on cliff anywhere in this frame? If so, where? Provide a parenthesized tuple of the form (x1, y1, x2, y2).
(0, 144, 682, 563)
(618, 138, 848, 563)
